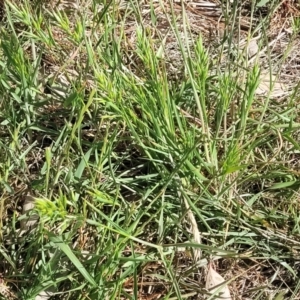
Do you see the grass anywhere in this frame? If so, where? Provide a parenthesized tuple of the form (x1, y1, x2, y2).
(0, 0, 300, 299)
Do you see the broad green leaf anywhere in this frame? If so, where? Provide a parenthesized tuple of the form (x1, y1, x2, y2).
(49, 235, 97, 287)
(268, 181, 298, 190)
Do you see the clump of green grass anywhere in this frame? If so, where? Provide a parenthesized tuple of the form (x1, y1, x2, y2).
(0, 0, 300, 299)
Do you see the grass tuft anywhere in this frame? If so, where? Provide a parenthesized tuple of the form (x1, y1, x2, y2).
(0, 0, 300, 299)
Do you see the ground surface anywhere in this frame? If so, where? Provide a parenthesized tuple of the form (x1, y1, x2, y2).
(0, 0, 300, 299)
